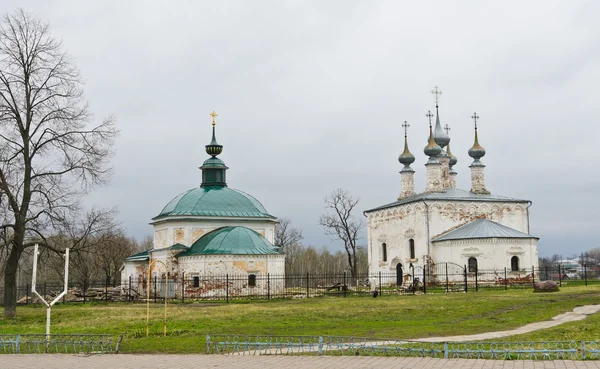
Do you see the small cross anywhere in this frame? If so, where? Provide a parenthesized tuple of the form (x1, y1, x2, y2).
(210, 111, 218, 126)
(431, 86, 442, 107)
(425, 110, 434, 128)
(444, 124, 451, 135)
(471, 112, 480, 129)
(402, 121, 410, 137)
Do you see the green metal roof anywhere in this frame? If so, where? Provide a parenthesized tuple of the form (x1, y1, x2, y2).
(432, 219, 538, 242)
(177, 226, 283, 256)
(153, 187, 275, 220)
(364, 188, 529, 214)
(124, 250, 150, 262)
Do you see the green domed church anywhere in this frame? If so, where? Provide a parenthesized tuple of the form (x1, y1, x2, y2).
(121, 112, 284, 296)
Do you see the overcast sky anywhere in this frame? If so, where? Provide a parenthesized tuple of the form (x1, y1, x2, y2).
(3, 1, 599, 257)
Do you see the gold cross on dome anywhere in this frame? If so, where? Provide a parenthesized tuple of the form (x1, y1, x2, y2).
(471, 112, 480, 129)
(431, 86, 442, 107)
(444, 124, 451, 135)
(402, 121, 410, 136)
(210, 111, 218, 126)
(425, 110, 434, 128)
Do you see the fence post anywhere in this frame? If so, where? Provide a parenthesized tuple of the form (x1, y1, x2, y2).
(584, 264, 588, 286)
(343, 272, 347, 298)
(545, 266, 548, 281)
(44, 281, 46, 300)
(531, 266, 535, 288)
(26, 283, 29, 304)
(181, 272, 185, 303)
(105, 276, 109, 303)
(504, 267, 507, 290)
(581, 341, 586, 360)
(267, 273, 270, 300)
(129, 276, 132, 303)
(318, 336, 323, 356)
(423, 266, 426, 294)
(378, 271, 382, 296)
(445, 263, 449, 293)
(226, 274, 229, 303)
(475, 265, 478, 292)
(558, 265, 562, 287)
(306, 272, 309, 298)
(464, 265, 468, 293)
(443, 342, 448, 359)
(154, 275, 157, 303)
(83, 281, 87, 304)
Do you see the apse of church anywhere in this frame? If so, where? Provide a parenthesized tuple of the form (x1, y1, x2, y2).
(364, 87, 539, 281)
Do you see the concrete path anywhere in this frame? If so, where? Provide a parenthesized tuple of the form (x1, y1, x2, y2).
(416, 304, 600, 342)
(1, 354, 600, 369)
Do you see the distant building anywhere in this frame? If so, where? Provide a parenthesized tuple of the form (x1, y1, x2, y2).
(121, 112, 284, 296)
(364, 89, 539, 284)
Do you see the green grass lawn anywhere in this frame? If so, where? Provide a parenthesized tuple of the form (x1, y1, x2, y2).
(1, 286, 599, 353)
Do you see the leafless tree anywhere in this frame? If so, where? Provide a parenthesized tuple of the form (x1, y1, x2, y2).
(319, 189, 364, 277)
(0, 10, 117, 317)
(94, 232, 137, 286)
(274, 217, 303, 251)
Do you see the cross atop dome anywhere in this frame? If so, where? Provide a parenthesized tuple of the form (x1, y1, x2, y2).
(210, 111, 218, 126)
(431, 86, 442, 108)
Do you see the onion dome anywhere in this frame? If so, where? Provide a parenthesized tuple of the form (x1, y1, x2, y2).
(205, 111, 223, 157)
(468, 112, 486, 164)
(432, 107, 450, 149)
(447, 142, 458, 167)
(398, 121, 415, 171)
(424, 125, 442, 160)
(201, 111, 228, 187)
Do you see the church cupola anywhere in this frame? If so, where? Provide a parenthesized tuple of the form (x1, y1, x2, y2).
(201, 111, 229, 187)
(431, 86, 450, 150)
(468, 112, 489, 194)
(424, 110, 443, 193)
(445, 124, 458, 189)
(398, 121, 416, 199)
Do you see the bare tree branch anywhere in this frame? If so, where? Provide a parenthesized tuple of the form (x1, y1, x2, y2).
(0, 9, 118, 317)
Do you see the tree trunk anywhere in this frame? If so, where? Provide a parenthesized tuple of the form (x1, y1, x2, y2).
(3, 247, 22, 318)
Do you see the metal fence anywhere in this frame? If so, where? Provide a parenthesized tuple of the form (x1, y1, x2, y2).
(206, 334, 600, 360)
(0, 334, 123, 354)
(2, 264, 599, 305)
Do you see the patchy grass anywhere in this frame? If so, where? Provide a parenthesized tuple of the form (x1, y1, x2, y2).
(1, 286, 599, 353)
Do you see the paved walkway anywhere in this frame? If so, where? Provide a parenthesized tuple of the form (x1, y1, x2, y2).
(417, 305, 600, 342)
(1, 355, 600, 369)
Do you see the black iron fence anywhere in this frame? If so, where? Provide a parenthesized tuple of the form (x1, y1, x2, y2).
(1, 264, 599, 305)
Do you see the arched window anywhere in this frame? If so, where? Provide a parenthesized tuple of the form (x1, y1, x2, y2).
(511, 256, 519, 272)
(382, 243, 387, 262)
(409, 239, 415, 259)
(468, 257, 478, 273)
(248, 274, 256, 287)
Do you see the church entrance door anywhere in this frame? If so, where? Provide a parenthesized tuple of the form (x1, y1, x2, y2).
(396, 263, 403, 287)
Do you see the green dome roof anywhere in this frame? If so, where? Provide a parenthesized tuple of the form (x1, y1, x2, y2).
(154, 187, 275, 220)
(177, 226, 282, 256)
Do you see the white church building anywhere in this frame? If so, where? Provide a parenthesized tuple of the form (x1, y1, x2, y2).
(364, 90, 539, 283)
(121, 112, 285, 296)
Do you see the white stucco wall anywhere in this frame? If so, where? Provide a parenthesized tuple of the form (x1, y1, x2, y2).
(151, 217, 277, 249)
(366, 199, 536, 274)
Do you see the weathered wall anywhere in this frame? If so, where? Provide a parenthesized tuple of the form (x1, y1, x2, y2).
(151, 218, 276, 249)
(367, 199, 534, 274)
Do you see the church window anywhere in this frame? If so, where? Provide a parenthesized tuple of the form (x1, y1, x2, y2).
(468, 257, 478, 273)
(248, 260, 255, 269)
(248, 274, 256, 287)
(382, 243, 387, 262)
(409, 239, 415, 259)
(511, 256, 519, 272)
(193, 276, 200, 288)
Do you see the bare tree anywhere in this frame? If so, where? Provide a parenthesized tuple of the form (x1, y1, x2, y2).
(319, 189, 364, 277)
(0, 10, 117, 317)
(274, 217, 303, 251)
(94, 232, 137, 286)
